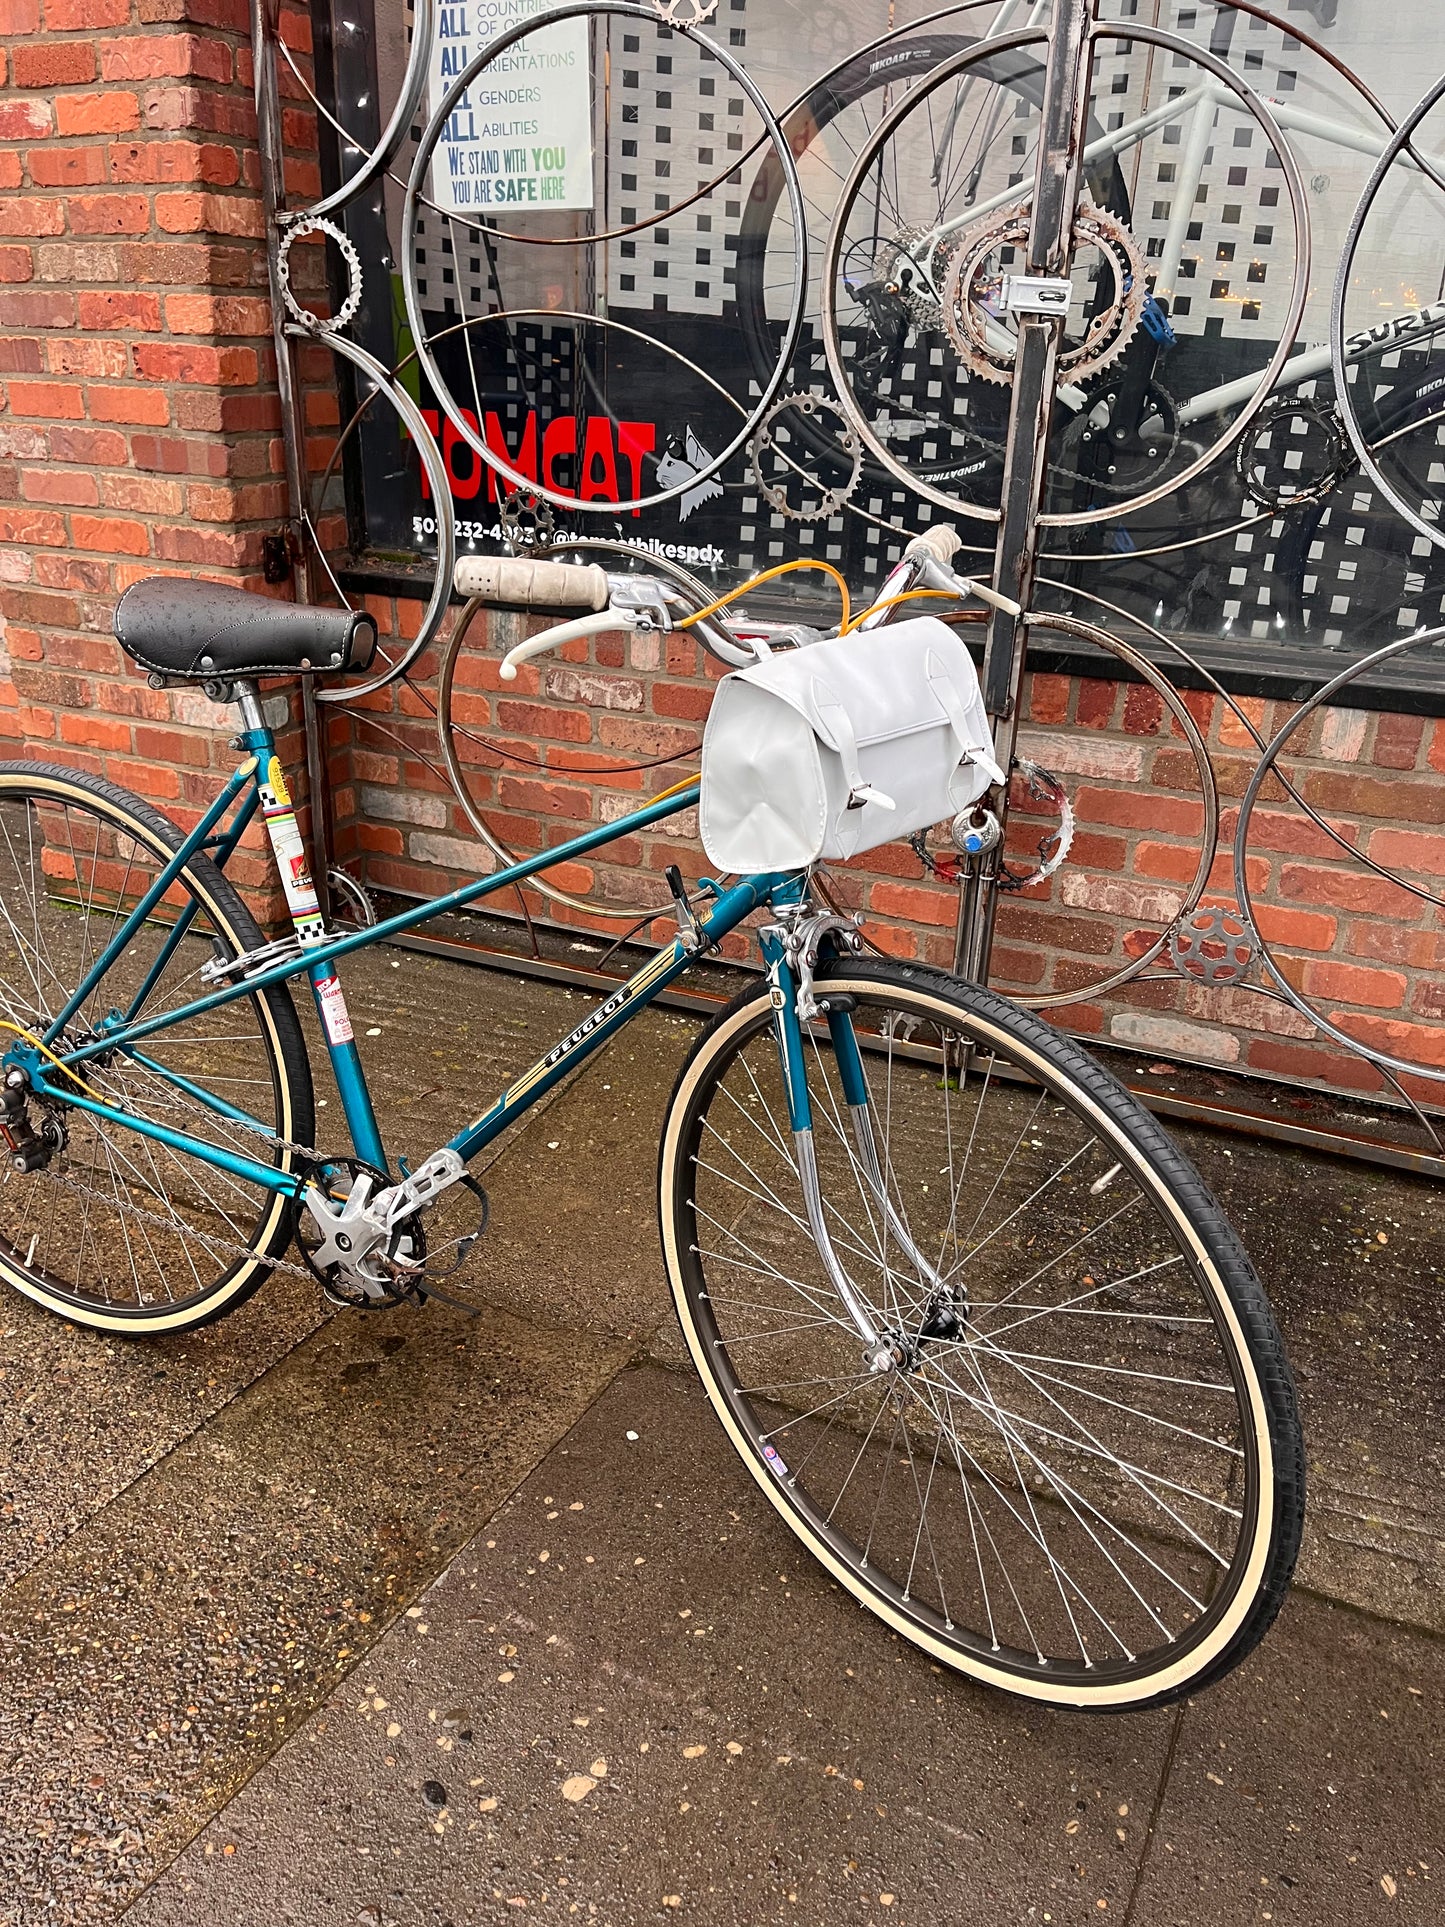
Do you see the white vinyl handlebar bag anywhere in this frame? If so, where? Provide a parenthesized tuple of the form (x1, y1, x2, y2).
(699, 615, 1005, 874)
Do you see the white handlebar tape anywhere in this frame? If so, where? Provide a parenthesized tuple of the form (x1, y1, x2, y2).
(905, 523, 964, 566)
(453, 556, 610, 612)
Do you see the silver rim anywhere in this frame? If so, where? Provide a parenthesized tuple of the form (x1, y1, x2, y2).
(0, 780, 296, 1323)
(665, 980, 1277, 1700)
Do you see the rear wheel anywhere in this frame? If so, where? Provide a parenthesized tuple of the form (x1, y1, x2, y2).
(0, 763, 315, 1334)
(659, 960, 1303, 1709)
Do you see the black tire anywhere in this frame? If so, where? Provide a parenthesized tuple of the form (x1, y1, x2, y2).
(1275, 369, 1445, 642)
(0, 761, 315, 1333)
(658, 959, 1303, 1710)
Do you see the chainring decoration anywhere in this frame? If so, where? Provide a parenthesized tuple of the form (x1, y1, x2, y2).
(499, 488, 557, 554)
(1170, 903, 1257, 986)
(943, 199, 1148, 389)
(653, 0, 717, 20)
(296, 1155, 425, 1308)
(998, 759, 1074, 893)
(750, 389, 863, 522)
(1235, 395, 1355, 512)
(275, 215, 363, 334)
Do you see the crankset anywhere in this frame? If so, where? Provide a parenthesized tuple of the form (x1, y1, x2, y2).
(295, 1151, 490, 1311)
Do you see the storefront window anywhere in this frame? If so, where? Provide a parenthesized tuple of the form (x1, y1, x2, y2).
(317, 0, 1445, 671)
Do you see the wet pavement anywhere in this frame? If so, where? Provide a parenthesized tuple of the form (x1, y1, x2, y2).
(0, 943, 1442, 1924)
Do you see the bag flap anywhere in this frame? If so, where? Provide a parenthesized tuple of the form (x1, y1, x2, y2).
(729, 615, 988, 753)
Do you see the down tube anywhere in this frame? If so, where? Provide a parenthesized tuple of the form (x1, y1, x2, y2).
(446, 874, 785, 1163)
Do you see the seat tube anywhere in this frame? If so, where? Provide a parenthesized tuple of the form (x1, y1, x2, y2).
(236, 685, 387, 1171)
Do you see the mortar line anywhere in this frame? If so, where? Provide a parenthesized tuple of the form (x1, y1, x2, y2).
(1119, 1697, 1189, 1927)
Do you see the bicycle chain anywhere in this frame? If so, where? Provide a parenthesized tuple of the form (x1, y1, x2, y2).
(24, 1129, 482, 1292)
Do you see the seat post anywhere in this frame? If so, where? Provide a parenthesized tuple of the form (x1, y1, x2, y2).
(233, 680, 267, 738)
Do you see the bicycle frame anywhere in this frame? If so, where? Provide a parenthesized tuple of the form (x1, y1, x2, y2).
(4, 702, 819, 1205)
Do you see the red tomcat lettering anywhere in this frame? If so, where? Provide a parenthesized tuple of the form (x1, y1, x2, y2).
(419, 410, 658, 514)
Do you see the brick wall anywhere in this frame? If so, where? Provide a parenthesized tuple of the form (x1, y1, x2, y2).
(1, 0, 1441, 1106)
(0, 0, 330, 918)
(331, 594, 1445, 1104)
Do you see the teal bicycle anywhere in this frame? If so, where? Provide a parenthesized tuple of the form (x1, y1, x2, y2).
(0, 545, 1302, 1709)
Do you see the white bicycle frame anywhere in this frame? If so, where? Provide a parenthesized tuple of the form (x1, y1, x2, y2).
(881, 10, 1445, 424)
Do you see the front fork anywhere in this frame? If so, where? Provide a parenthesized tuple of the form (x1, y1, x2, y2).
(759, 923, 962, 1372)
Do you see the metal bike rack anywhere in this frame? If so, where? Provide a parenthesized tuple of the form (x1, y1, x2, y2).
(248, 0, 1445, 1172)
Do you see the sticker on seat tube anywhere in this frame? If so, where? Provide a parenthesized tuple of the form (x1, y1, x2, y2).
(314, 972, 354, 1046)
(259, 753, 324, 939)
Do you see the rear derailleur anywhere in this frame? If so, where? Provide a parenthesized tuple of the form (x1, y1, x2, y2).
(0, 1067, 67, 1174)
(296, 1149, 487, 1310)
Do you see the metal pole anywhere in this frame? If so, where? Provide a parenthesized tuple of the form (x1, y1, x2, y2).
(250, 0, 334, 916)
(959, 0, 1094, 984)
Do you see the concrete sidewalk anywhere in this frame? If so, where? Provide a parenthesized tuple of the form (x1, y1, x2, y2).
(0, 945, 1441, 1925)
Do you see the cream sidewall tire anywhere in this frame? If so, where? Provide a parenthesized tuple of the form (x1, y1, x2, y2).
(658, 974, 1278, 1710)
(0, 768, 302, 1334)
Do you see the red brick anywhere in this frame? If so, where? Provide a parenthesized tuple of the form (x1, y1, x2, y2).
(1365, 827, 1445, 876)
(1073, 786, 1204, 837)
(100, 32, 233, 82)
(12, 40, 95, 86)
(867, 879, 955, 928)
(130, 431, 226, 475)
(46, 0, 128, 22)
(0, 199, 65, 237)
(1075, 678, 1116, 729)
(47, 335, 128, 378)
(0, 507, 68, 546)
(0, 245, 33, 283)
(1301, 769, 1445, 824)
(132, 341, 259, 386)
(108, 140, 240, 186)
(71, 514, 150, 557)
(1300, 958, 1407, 1012)
(133, 723, 213, 766)
(1249, 902, 1337, 952)
(1134, 839, 1203, 885)
(0, 289, 74, 328)
(151, 522, 254, 566)
(1122, 684, 1164, 735)
(0, 157, 21, 190)
(154, 191, 264, 238)
(87, 384, 171, 424)
(101, 472, 184, 515)
(1216, 694, 1265, 750)
(77, 289, 162, 331)
(164, 291, 272, 336)
(48, 423, 127, 464)
(6, 378, 85, 418)
(494, 700, 591, 744)
(67, 193, 150, 236)
(0, 0, 41, 30)
(1232, 806, 1358, 861)
(0, 334, 43, 372)
(29, 146, 107, 189)
(59, 711, 131, 751)
(19, 466, 97, 507)
(1374, 711, 1424, 771)
(55, 92, 141, 137)
(0, 98, 52, 141)
(1278, 861, 1420, 918)
(496, 774, 593, 818)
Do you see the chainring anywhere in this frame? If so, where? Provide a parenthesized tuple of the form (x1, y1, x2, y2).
(295, 1155, 426, 1309)
(942, 198, 1148, 390)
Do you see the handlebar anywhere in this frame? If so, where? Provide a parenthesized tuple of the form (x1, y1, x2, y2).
(474, 526, 1022, 682)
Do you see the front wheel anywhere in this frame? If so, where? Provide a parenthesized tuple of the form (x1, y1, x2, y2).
(659, 960, 1303, 1710)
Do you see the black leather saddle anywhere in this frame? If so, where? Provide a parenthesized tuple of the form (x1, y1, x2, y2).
(114, 577, 377, 683)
